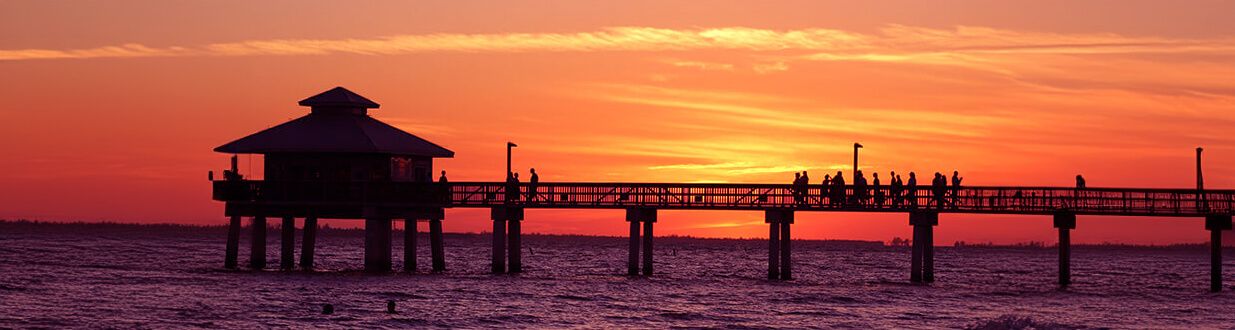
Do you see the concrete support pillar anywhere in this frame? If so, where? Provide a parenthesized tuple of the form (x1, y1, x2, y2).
(280, 217, 295, 270)
(642, 219, 655, 276)
(489, 206, 525, 274)
(300, 217, 317, 270)
(404, 219, 417, 273)
(430, 218, 445, 272)
(923, 221, 935, 283)
(509, 219, 522, 273)
(224, 216, 241, 269)
(1054, 212, 1076, 288)
(364, 218, 392, 273)
(910, 222, 922, 283)
(909, 211, 938, 283)
(627, 212, 641, 276)
(625, 208, 656, 276)
(765, 209, 793, 280)
(250, 216, 267, 270)
(767, 220, 781, 280)
(779, 215, 793, 280)
(491, 218, 506, 274)
(1205, 215, 1231, 292)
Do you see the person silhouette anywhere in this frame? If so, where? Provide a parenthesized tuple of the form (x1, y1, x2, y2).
(951, 171, 962, 208)
(906, 172, 918, 208)
(1074, 174, 1087, 208)
(873, 172, 884, 208)
(822, 174, 831, 206)
(932, 172, 946, 209)
(528, 168, 539, 202)
(792, 172, 802, 205)
(800, 171, 811, 205)
(508, 172, 522, 202)
(832, 171, 846, 206)
(505, 171, 515, 202)
(854, 170, 868, 206)
(891, 172, 903, 207)
(437, 170, 450, 203)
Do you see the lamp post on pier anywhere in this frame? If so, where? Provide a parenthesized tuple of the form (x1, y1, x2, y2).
(507, 142, 518, 180)
(853, 142, 863, 179)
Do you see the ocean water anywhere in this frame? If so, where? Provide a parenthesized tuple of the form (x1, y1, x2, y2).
(0, 222, 1232, 329)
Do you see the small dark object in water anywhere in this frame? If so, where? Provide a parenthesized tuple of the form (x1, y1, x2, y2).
(386, 300, 396, 314)
(322, 304, 334, 315)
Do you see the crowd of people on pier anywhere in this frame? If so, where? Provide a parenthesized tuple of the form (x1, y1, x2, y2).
(786, 170, 1094, 210)
(448, 166, 1090, 210)
(789, 170, 965, 209)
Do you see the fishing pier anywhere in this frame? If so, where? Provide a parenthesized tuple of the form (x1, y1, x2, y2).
(211, 87, 1234, 292)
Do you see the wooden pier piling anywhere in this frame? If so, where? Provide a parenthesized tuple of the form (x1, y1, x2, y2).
(1205, 215, 1231, 292)
(1054, 212, 1076, 288)
(250, 216, 267, 270)
(224, 216, 241, 269)
(364, 218, 392, 273)
(280, 217, 295, 270)
(300, 217, 317, 270)
(430, 218, 445, 272)
(404, 219, 417, 272)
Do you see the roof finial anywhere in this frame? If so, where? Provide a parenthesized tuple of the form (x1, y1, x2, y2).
(299, 86, 380, 115)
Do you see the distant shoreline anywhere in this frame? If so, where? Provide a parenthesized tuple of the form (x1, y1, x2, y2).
(3, 219, 1226, 249)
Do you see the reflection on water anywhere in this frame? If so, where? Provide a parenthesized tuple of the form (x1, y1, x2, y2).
(0, 222, 1231, 328)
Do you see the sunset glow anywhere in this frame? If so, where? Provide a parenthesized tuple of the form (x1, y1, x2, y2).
(4, 0, 1235, 245)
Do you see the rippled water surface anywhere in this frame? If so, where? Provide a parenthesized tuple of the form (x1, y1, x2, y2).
(1, 222, 1232, 329)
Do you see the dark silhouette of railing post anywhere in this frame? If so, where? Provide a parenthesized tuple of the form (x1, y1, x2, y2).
(250, 216, 267, 269)
(909, 211, 937, 283)
(1054, 212, 1076, 288)
(765, 209, 794, 280)
(224, 216, 241, 269)
(1205, 215, 1231, 292)
(404, 219, 417, 273)
(300, 217, 317, 270)
(280, 216, 295, 270)
(430, 218, 446, 272)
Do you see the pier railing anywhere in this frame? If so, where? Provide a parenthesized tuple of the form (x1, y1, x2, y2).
(213, 180, 1235, 216)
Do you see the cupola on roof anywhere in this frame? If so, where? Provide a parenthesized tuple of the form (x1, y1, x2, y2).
(214, 87, 454, 158)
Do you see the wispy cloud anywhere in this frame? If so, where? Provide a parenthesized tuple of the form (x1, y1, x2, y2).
(6, 25, 1235, 61)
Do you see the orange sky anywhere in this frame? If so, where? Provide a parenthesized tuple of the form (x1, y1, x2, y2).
(3, 0, 1235, 244)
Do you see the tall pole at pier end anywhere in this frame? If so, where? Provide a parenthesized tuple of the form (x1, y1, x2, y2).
(507, 142, 518, 181)
(853, 143, 863, 180)
(1197, 147, 1205, 211)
